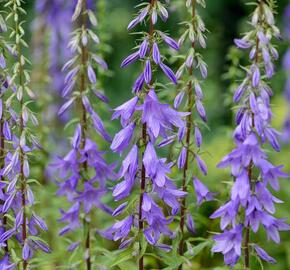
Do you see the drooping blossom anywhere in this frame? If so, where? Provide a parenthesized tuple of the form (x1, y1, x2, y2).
(212, 224, 243, 267)
(54, 1, 114, 269)
(211, 1, 290, 268)
(101, 1, 187, 268)
(193, 178, 214, 206)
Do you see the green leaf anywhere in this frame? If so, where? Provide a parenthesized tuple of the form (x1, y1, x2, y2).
(27, 178, 41, 185)
(171, 232, 182, 256)
(109, 248, 134, 268)
(137, 234, 147, 260)
(10, 248, 20, 263)
(68, 246, 80, 264)
(185, 240, 212, 258)
(158, 251, 184, 269)
(64, 117, 79, 130)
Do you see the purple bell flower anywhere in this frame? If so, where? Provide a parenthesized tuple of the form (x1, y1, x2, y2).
(193, 178, 214, 205)
(212, 225, 243, 267)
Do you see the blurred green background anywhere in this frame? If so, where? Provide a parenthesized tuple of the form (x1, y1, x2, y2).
(20, 0, 290, 269)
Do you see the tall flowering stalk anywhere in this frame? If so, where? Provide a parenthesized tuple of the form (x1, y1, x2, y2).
(283, 4, 290, 142)
(101, 1, 187, 269)
(0, 12, 11, 261)
(54, 1, 114, 269)
(211, 0, 290, 268)
(174, 1, 213, 267)
(34, 1, 96, 184)
(0, 0, 50, 269)
(32, 0, 76, 183)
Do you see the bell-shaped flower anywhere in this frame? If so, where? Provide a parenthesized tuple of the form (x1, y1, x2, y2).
(141, 90, 187, 141)
(212, 225, 243, 267)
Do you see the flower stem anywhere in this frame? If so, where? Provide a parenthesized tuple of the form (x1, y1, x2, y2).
(244, 159, 253, 270)
(178, 72, 193, 265)
(138, 1, 156, 269)
(244, 226, 250, 270)
(85, 223, 91, 270)
(80, 1, 90, 269)
(244, 3, 261, 266)
(178, 1, 195, 269)
(138, 123, 147, 270)
(0, 92, 8, 253)
(80, 0, 88, 154)
(13, 2, 28, 267)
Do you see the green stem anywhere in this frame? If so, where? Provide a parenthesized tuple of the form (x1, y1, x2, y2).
(0, 90, 8, 253)
(79, 1, 90, 269)
(13, 1, 28, 268)
(178, 2, 195, 269)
